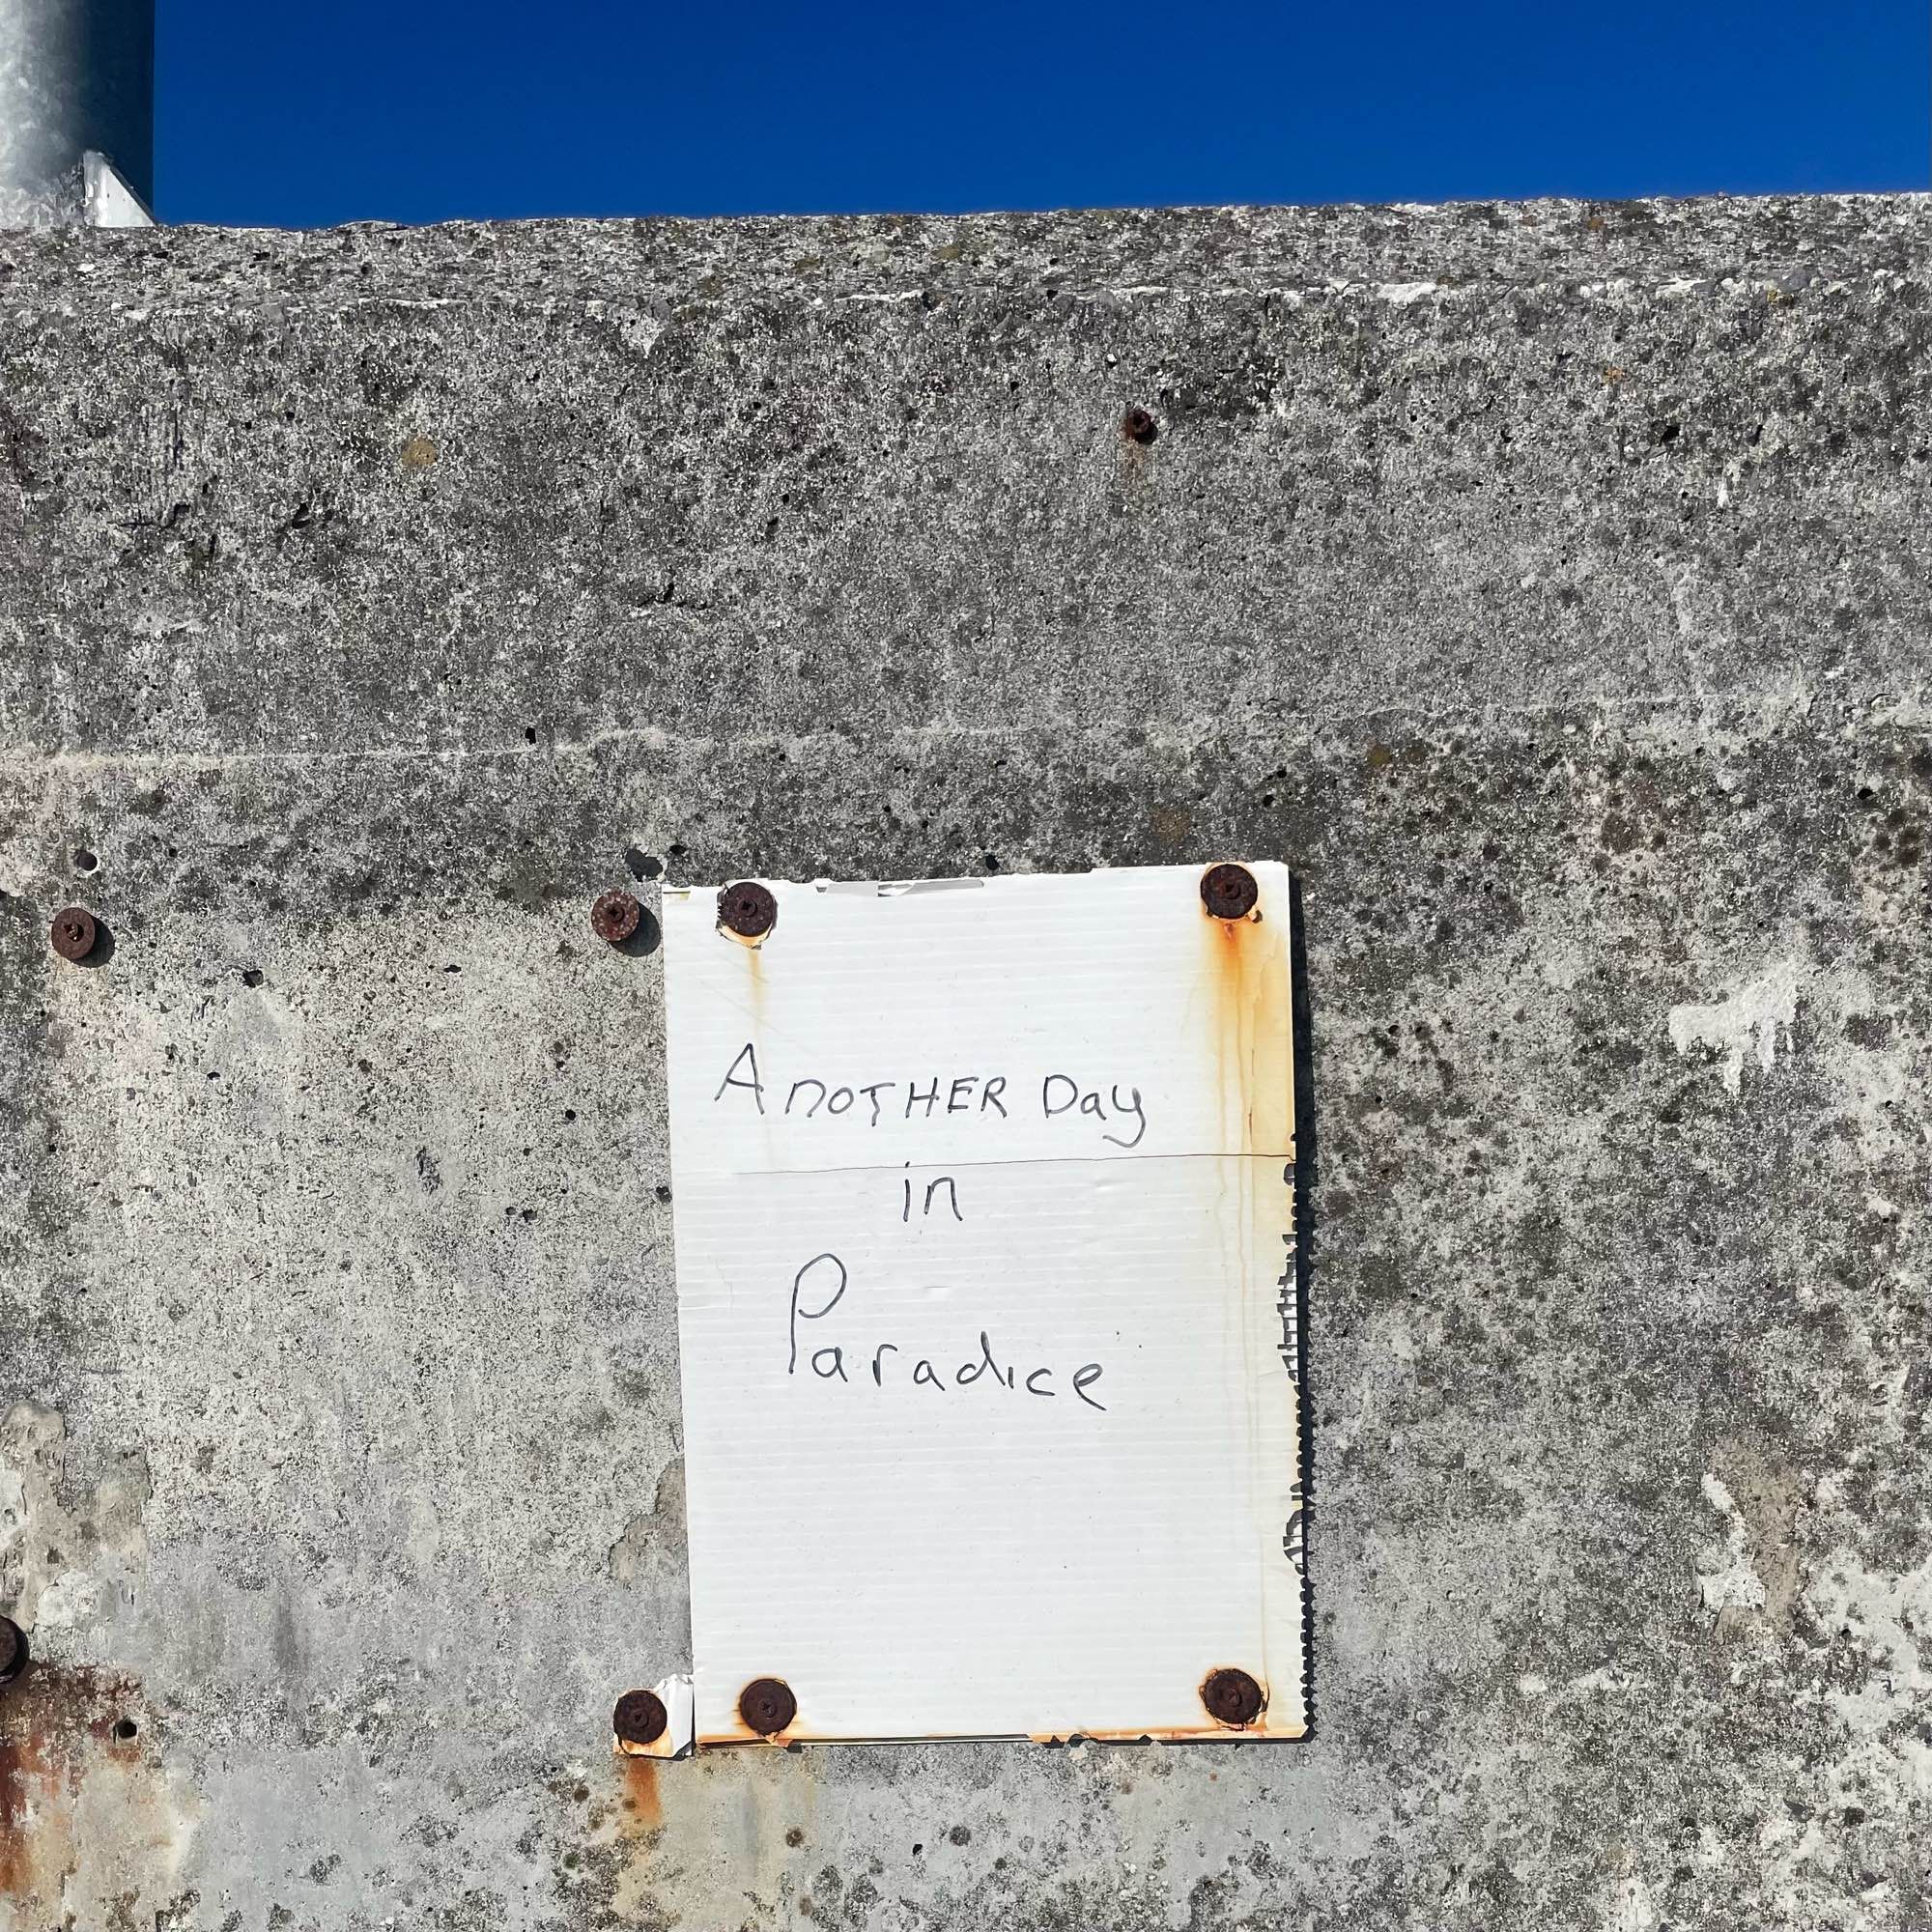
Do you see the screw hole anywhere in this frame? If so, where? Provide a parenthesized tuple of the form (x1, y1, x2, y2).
(113, 1717, 138, 1742)
(74, 849, 98, 872)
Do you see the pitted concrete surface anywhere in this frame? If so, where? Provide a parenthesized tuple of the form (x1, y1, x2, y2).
(1, 195, 1929, 1930)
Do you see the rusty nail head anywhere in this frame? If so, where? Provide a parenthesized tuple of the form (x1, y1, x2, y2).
(1122, 406, 1158, 444)
(50, 905, 97, 961)
(718, 881, 778, 940)
(611, 1688, 668, 1747)
(739, 1675, 796, 1737)
(1200, 864, 1259, 922)
(0, 1615, 25, 1686)
(1201, 1666, 1264, 1728)
(591, 889, 641, 945)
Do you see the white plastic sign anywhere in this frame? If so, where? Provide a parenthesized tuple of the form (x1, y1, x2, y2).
(663, 865, 1303, 1744)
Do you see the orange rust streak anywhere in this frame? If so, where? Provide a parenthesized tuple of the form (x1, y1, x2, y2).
(0, 1663, 150, 1902)
(621, 1754, 663, 1832)
(1200, 879, 1296, 1719)
(1202, 902, 1293, 1159)
(0, 1732, 46, 1896)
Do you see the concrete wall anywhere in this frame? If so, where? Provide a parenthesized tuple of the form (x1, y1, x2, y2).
(0, 195, 1928, 1930)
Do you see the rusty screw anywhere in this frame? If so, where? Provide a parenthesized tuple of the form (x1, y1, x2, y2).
(1122, 406, 1158, 444)
(591, 889, 641, 945)
(718, 881, 778, 940)
(611, 1689, 668, 1748)
(739, 1676, 796, 1737)
(0, 1615, 25, 1688)
(49, 906, 97, 962)
(1201, 1666, 1264, 1728)
(1200, 864, 1259, 922)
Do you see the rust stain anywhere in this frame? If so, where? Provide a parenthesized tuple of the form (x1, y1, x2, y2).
(738, 939, 768, 1053)
(599, 1744, 669, 1923)
(0, 1724, 51, 1896)
(1036, 1670, 1306, 1745)
(696, 1719, 793, 1748)
(621, 1754, 663, 1832)
(1198, 866, 1300, 1745)
(1200, 867, 1293, 1160)
(0, 1660, 197, 1915)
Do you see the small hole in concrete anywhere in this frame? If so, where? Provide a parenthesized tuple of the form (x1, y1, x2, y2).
(74, 849, 99, 872)
(113, 1718, 137, 1742)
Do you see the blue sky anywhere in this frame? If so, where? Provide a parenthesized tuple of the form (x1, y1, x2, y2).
(160, 1, 1929, 227)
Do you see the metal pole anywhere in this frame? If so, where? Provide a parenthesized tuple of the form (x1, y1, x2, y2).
(0, 0, 154, 225)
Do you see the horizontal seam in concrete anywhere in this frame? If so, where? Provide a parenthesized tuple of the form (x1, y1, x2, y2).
(1, 686, 1915, 774)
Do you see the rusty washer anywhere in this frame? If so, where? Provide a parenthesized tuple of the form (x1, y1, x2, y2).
(718, 881, 778, 940)
(49, 905, 97, 962)
(590, 889, 642, 945)
(1122, 406, 1159, 444)
(611, 1689, 668, 1747)
(1201, 1666, 1265, 1727)
(0, 1614, 25, 1687)
(738, 1676, 796, 1737)
(1199, 864, 1259, 922)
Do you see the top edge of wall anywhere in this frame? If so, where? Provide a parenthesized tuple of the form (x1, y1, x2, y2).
(3, 192, 1930, 308)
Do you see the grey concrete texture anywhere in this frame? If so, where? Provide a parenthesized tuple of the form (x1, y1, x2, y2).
(0, 192, 1928, 1929)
